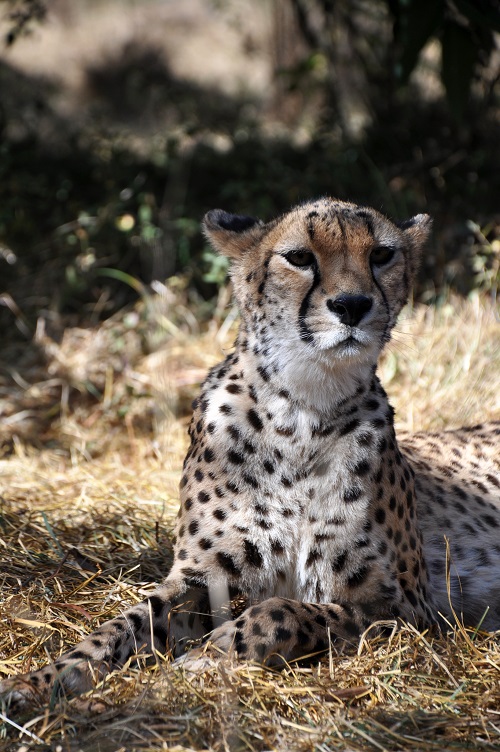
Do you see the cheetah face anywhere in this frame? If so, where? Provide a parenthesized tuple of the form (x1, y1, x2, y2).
(204, 198, 431, 371)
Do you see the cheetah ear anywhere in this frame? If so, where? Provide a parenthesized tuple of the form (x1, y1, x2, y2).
(398, 214, 433, 274)
(203, 209, 265, 259)
(398, 214, 432, 246)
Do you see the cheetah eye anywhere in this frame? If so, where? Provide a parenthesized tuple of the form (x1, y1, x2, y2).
(370, 246, 396, 267)
(284, 250, 315, 268)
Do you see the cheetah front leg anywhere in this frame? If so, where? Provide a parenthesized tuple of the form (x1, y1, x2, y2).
(0, 579, 211, 714)
(182, 596, 389, 668)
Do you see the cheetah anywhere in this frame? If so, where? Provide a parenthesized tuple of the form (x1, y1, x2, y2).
(1, 198, 499, 713)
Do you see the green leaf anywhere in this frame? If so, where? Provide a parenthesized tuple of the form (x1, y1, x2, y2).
(96, 267, 147, 295)
(393, 0, 445, 82)
(441, 22, 478, 121)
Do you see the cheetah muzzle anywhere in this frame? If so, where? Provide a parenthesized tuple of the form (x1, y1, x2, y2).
(2, 197, 499, 713)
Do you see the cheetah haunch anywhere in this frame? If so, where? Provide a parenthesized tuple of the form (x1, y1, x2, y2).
(2, 198, 499, 712)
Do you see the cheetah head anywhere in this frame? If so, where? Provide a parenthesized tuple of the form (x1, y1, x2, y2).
(204, 198, 431, 403)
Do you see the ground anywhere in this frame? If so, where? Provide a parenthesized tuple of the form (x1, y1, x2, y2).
(0, 293, 499, 751)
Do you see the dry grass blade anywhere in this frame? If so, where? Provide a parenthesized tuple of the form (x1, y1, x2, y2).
(0, 294, 499, 751)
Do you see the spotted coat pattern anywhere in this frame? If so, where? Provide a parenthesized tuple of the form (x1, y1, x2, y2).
(2, 198, 499, 712)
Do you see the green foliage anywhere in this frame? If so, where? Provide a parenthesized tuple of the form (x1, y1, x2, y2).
(202, 247, 230, 286)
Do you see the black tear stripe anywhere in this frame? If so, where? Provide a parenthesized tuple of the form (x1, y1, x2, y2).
(263, 251, 273, 269)
(372, 275, 391, 343)
(257, 254, 273, 295)
(298, 264, 321, 343)
(401, 251, 409, 300)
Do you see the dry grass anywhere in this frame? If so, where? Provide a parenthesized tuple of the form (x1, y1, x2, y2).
(0, 293, 499, 751)
(382, 295, 500, 432)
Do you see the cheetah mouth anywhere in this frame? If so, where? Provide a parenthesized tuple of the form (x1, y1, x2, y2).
(334, 329, 368, 347)
(315, 337, 364, 358)
(306, 324, 377, 358)
(336, 336, 362, 353)
(319, 329, 376, 358)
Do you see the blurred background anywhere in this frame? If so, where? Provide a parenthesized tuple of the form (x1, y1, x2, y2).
(2, 0, 500, 319)
(0, 0, 499, 451)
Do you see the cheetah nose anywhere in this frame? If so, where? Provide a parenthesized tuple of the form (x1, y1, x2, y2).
(326, 294, 373, 326)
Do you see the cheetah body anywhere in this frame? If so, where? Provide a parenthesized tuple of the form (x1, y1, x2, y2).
(2, 198, 499, 711)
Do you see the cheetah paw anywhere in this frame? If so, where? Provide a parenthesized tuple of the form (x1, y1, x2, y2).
(175, 647, 224, 673)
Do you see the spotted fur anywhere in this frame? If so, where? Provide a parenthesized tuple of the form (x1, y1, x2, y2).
(2, 198, 499, 712)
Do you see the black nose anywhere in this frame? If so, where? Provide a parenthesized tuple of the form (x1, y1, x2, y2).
(326, 294, 373, 326)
